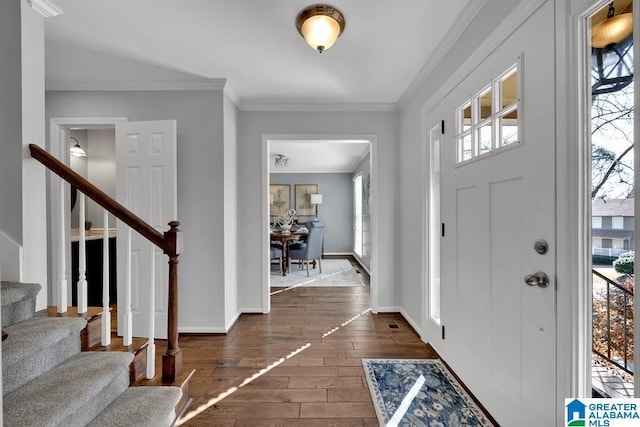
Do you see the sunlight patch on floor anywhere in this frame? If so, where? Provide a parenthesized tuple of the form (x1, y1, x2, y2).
(178, 307, 373, 424)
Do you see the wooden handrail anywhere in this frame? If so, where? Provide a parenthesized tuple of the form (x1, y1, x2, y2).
(30, 143, 182, 381)
(29, 144, 164, 249)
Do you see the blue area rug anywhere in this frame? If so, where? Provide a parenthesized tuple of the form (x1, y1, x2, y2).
(362, 359, 494, 427)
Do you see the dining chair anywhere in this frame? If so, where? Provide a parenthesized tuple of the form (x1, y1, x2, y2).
(270, 246, 283, 274)
(288, 220, 325, 276)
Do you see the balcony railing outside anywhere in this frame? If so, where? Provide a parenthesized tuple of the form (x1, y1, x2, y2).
(592, 269, 634, 377)
(592, 247, 629, 257)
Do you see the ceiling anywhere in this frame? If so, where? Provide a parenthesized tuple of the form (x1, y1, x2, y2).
(44, 0, 475, 109)
(43, 1, 477, 172)
(270, 140, 370, 173)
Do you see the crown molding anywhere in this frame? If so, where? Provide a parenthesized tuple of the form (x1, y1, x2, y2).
(44, 78, 397, 112)
(45, 78, 227, 91)
(27, 0, 63, 17)
(238, 101, 398, 112)
(397, 0, 487, 109)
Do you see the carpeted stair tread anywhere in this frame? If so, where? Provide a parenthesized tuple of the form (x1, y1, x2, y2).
(89, 386, 183, 427)
(1, 281, 41, 327)
(3, 317, 87, 395)
(4, 351, 134, 427)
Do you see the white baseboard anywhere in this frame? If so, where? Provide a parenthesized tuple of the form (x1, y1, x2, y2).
(323, 252, 371, 276)
(400, 308, 423, 338)
(351, 254, 371, 275)
(178, 326, 228, 334)
(240, 307, 267, 314)
(225, 311, 242, 332)
(377, 306, 401, 313)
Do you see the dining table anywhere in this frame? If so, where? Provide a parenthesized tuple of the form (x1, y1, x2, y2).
(270, 229, 307, 276)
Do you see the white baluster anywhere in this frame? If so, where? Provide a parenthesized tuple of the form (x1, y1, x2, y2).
(101, 210, 111, 346)
(147, 243, 156, 379)
(123, 227, 133, 346)
(77, 194, 87, 314)
(57, 178, 67, 314)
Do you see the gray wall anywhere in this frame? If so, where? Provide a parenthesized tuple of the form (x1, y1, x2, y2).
(46, 89, 230, 332)
(270, 173, 353, 253)
(0, 2, 48, 308)
(0, 0, 23, 245)
(238, 110, 399, 313)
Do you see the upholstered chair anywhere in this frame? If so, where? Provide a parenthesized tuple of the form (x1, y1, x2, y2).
(288, 220, 325, 276)
(270, 246, 283, 274)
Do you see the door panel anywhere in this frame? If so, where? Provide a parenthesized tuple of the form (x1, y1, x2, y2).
(116, 120, 177, 339)
(439, 2, 556, 425)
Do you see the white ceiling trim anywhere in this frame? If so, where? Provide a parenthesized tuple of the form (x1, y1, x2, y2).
(239, 102, 398, 112)
(45, 78, 227, 91)
(28, 0, 63, 17)
(397, 0, 487, 109)
(271, 168, 361, 174)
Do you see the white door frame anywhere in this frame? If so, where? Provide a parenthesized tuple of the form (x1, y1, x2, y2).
(48, 117, 127, 307)
(260, 134, 378, 314)
(559, 0, 640, 402)
(562, 0, 640, 400)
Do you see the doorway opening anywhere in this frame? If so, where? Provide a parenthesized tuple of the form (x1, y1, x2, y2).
(68, 128, 117, 308)
(261, 135, 376, 313)
(588, 0, 636, 398)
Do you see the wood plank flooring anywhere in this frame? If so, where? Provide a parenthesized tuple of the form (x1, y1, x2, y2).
(173, 262, 441, 426)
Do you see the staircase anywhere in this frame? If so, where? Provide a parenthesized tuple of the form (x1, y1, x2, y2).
(2, 281, 182, 426)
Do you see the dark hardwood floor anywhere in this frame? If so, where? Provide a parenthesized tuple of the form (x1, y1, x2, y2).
(173, 260, 440, 426)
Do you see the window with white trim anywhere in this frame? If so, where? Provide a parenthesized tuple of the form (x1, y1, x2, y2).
(592, 216, 603, 229)
(612, 216, 624, 229)
(455, 61, 520, 164)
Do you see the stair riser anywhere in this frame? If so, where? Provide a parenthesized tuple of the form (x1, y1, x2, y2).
(2, 298, 37, 328)
(57, 370, 131, 427)
(3, 333, 81, 395)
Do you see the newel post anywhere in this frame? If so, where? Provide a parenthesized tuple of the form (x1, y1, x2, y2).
(162, 220, 183, 381)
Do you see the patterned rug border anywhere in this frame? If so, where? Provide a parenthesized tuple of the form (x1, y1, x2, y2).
(362, 359, 494, 427)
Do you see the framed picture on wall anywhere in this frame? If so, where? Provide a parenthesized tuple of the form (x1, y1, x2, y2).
(270, 184, 290, 216)
(295, 184, 318, 216)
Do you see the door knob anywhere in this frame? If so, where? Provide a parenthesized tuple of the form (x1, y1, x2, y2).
(524, 271, 550, 288)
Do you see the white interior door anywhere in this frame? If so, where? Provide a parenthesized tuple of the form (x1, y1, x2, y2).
(439, 2, 556, 426)
(116, 120, 177, 339)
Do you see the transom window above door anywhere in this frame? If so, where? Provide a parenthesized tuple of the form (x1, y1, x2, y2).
(455, 60, 521, 165)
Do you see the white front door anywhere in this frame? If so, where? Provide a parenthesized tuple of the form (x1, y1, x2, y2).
(439, 2, 556, 425)
(116, 120, 177, 339)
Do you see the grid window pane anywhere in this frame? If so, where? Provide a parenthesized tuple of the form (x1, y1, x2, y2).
(461, 134, 472, 162)
(478, 123, 492, 155)
(612, 216, 624, 229)
(479, 87, 492, 120)
(592, 216, 603, 228)
(502, 69, 518, 109)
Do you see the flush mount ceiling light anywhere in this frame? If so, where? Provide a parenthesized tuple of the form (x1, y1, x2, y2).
(69, 136, 87, 157)
(296, 4, 345, 53)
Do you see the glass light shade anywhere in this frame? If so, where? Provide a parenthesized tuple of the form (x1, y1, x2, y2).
(592, 13, 633, 48)
(70, 142, 87, 157)
(301, 15, 341, 52)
